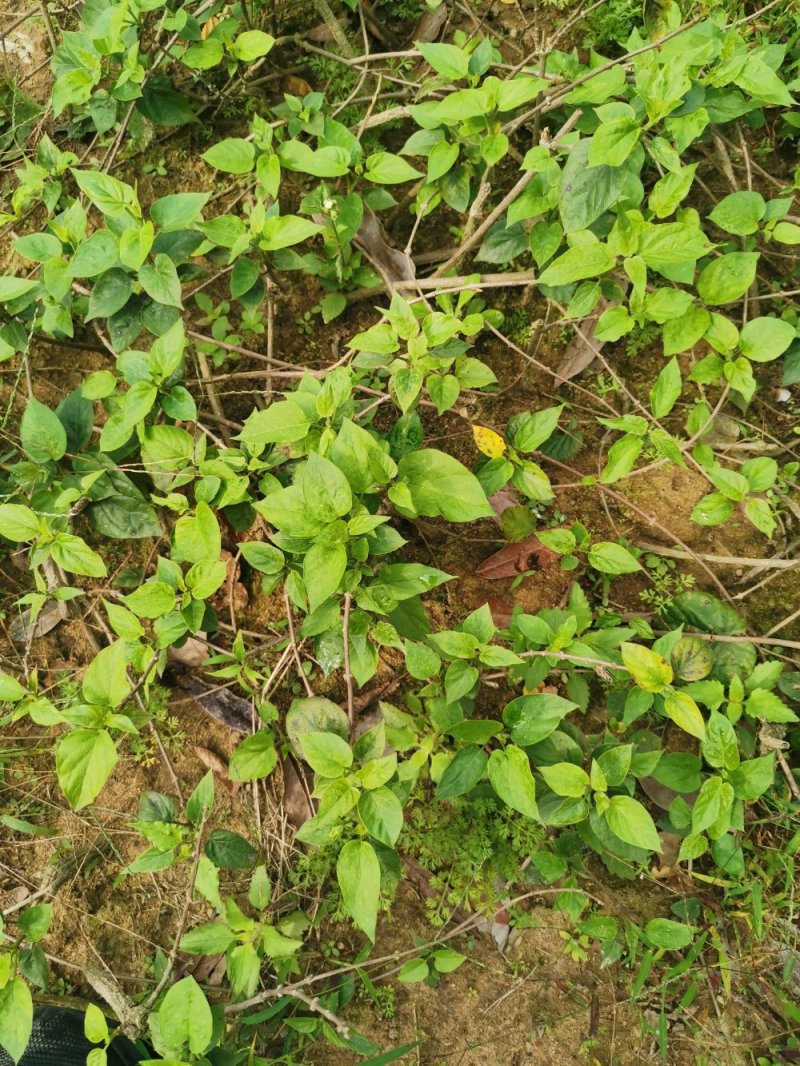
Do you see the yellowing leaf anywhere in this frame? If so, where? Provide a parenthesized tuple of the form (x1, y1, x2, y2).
(472, 425, 507, 459)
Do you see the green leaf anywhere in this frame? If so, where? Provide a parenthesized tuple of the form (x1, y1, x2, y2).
(0, 504, 40, 541)
(303, 540, 347, 612)
(238, 542, 284, 574)
(186, 771, 215, 826)
(621, 642, 672, 692)
(56, 729, 118, 810)
(696, 252, 759, 305)
(300, 731, 353, 777)
(158, 977, 213, 1055)
(179, 922, 237, 954)
(728, 754, 774, 802)
(663, 306, 709, 356)
(503, 692, 577, 746)
(437, 745, 487, 799)
(84, 1003, 109, 1045)
(337, 839, 381, 941)
(538, 244, 615, 287)
(587, 542, 641, 575)
(230, 30, 275, 60)
(487, 746, 538, 818)
(0, 978, 32, 1063)
(398, 958, 429, 983)
(649, 357, 681, 418)
(150, 193, 210, 230)
(644, 918, 694, 950)
(514, 406, 563, 452)
(183, 39, 224, 69)
(600, 434, 642, 484)
(394, 450, 492, 522)
(358, 787, 404, 845)
(663, 690, 705, 740)
(605, 795, 661, 852)
(50, 533, 107, 577)
(205, 829, 258, 869)
(87, 268, 131, 321)
(18, 903, 51, 943)
(365, 152, 422, 185)
(417, 42, 469, 80)
(589, 117, 640, 167)
(691, 775, 733, 835)
(559, 139, 624, 233)
(260, 214, 324, 251)
(539, 761, 589, 798)
(202, 138, 256, 174)
(739, 317, 795, 362)
(240, 399, 311, 446)
(708, 191, 765, 235)
(746, 688, 797, 724)
(0, 276, 40, 302)
(82, 640, 131, 707)
(229, 731, 278, 782)
(0, 673, 26, 701)
(139, 253, 182, 309)
(21, 397, 67, 462)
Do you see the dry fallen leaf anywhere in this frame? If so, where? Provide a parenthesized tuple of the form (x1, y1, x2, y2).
(200, 15, 219, 39)
(476, 534, 561, 579)
(168, 634, 208, 668)
(282, 758, 314, 828)
(407, 2, 448, 44)
(178, 676, 253, 733)
(354, 207, 416, 286)
(194, 746, 239, 795)
(9, 599, 67, 644)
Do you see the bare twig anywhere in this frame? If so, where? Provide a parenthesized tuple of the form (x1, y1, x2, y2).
(284, 586, 314, 697)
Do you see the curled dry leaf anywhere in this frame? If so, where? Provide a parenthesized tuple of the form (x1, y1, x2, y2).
(486, 595, 514, 628)
(168, 634, 208, 668)
(476, 534, 561, 580)
(404, 1, 447, 46)
(354, 207, 416, 286)
(553, 285, 627, 382)
(306, 19, 347, 42)
(282, 757, 314, 828)
(211, 549, 248, 618)
(651, 831, 682, 880)
(9, 599, 67, 644)
(178, 676, 253, 733)
(487, 487, 520, 522)
(194, 746, 239, 795)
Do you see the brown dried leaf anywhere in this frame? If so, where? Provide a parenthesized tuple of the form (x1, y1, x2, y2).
(282, 758, 314, 828)
(354, 207, 416, 285)
(488, 488, 519, 523)
(280, 75, 313, 97)
(9, 599, 67, 644)
(406, 2, 447, 45)
(476, 534, 560, 580)
(178, 676, 253, 733)
(486, 595, 514, 628)
(194, 746, 239, 795)
(306, 20, 346, 42)
(553, 286, 627, 382)
(168, 635, 208, 668)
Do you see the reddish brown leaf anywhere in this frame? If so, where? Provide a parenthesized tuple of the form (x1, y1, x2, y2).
(476, 534, 560, 580)
(486, 596, 514, 628)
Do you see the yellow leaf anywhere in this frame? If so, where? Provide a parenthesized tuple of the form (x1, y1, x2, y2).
(472, 425, 507, 459)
